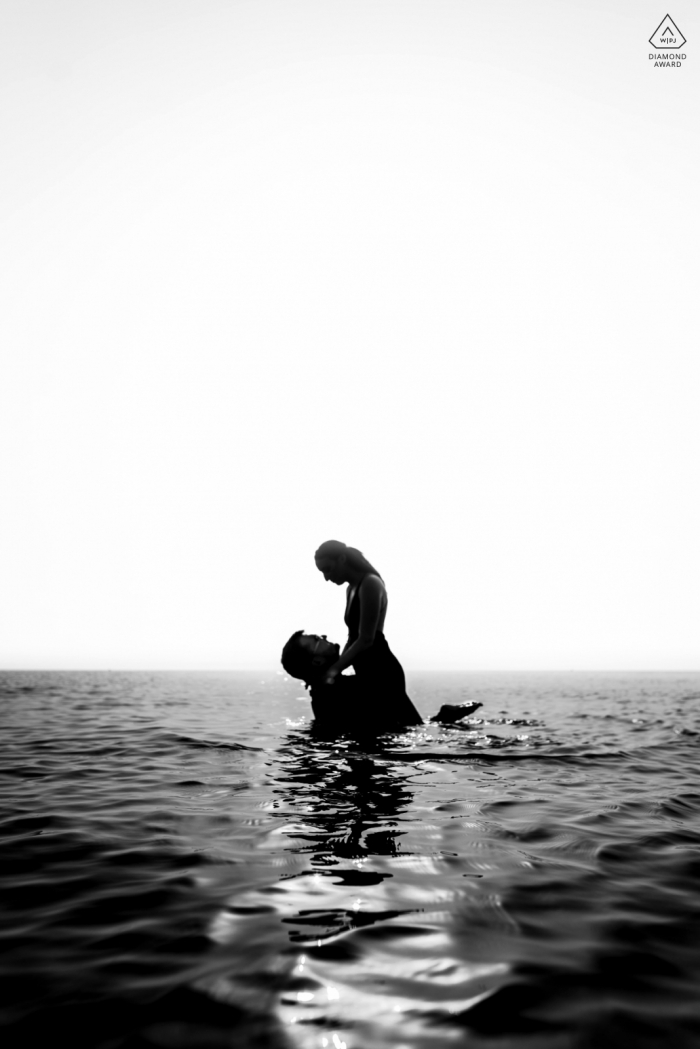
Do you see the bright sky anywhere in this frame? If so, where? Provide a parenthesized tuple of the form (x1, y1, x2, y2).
(2, 1, 698, 670)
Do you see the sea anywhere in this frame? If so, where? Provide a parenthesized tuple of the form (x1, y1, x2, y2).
(1, 669, 700, 1049)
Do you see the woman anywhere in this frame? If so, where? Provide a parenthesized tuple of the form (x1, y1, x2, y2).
(314, 540, 422, 727)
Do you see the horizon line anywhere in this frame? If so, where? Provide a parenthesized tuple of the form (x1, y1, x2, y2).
(2, 667, 699, 675)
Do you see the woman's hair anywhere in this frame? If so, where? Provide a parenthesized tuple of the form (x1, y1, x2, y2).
(314, 540, 382, 580)
(280, 630, 312, 682)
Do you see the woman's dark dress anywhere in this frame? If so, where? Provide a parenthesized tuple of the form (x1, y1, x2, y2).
(333, 577, 422, 729)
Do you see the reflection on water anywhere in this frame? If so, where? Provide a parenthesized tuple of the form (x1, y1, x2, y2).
(1, 670, 700, 1048)
(201, 737, 509, 1046)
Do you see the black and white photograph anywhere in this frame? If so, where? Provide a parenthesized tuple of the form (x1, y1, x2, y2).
(1, 2, 699, 1046)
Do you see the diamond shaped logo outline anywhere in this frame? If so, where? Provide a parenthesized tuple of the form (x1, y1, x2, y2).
(649, 14, 686, 49)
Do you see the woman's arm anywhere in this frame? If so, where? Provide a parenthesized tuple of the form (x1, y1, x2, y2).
(324, 576, 384, 681)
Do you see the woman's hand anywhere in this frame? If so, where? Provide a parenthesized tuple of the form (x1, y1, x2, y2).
(323, 665, 340, 685)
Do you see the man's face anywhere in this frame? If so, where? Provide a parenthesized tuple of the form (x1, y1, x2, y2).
(297, 633, 339, 667)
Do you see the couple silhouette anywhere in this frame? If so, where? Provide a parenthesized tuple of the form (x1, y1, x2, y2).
(281, 540, 480, 733)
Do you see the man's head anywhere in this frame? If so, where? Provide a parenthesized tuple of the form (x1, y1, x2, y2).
(281, 631, 340, 685)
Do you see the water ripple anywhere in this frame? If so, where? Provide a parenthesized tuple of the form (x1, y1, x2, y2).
(2, 670, 700, 1047)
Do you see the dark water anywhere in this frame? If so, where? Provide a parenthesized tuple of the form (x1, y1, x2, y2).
(1, 670, 700, 1048)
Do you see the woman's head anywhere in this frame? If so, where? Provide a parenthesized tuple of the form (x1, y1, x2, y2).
(314, 540, 382, 585)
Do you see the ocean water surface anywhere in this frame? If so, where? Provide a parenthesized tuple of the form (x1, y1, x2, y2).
(1, 669, 700, 1048)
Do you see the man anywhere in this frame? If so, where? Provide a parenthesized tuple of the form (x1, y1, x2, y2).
(281, 631, 481, 730)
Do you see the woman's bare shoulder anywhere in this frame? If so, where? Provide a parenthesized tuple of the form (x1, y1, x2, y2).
(360, 573, 386, 593)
